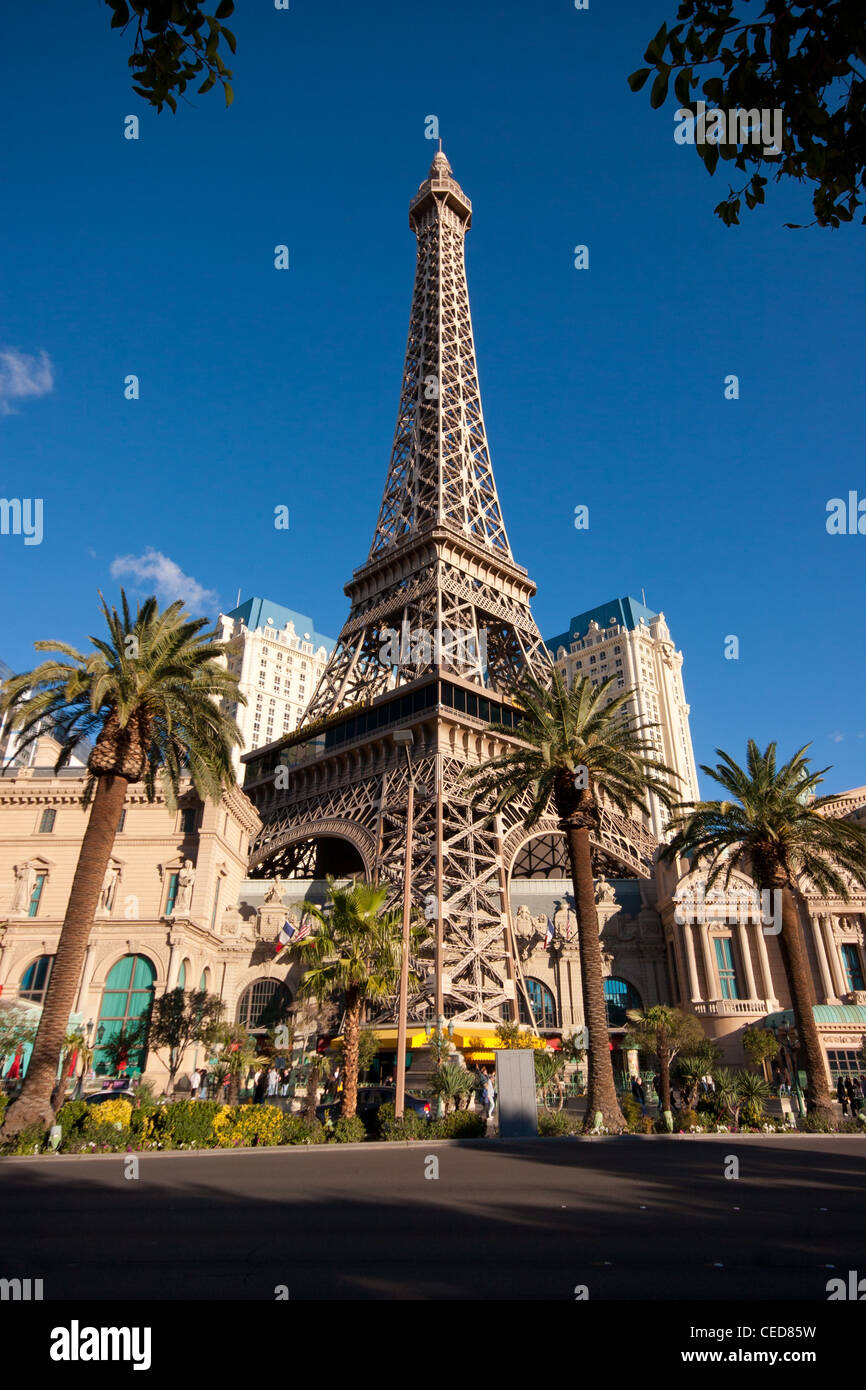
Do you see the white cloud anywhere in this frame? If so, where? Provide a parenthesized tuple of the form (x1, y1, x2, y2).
(0, 347, 54, 415)
(829, 731, 845, 744)
(110, 548, 219, 612)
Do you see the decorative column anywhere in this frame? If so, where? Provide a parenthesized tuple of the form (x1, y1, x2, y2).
(822, 915, 848, 998)
(752, 920, 779, 1009)
(699, 926, 719, 1001)
(737, 923, 758, 1001)
(166, 933, 184, 991)
(681, 922, 702, 1003)
(810, 914, 837, 1003)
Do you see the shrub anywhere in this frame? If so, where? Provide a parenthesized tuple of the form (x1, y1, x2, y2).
(213, 1103, 284, 1148)
(332, 1115, 367, 1144)
(799, 1111, 836, 1134)
(57, 1100, 89, 1141)
(280, 1114, 327, 1145)
(84, 1098, 132, 1132)
(675, 1108, 701, 1133)
(155, 1100, 219, 1149)
(440, 1110, 486, 1138)
(620, 1095, 642, 1127)
(538, 1110, 573, 1136)
(0, 1094, 7, 1126)
(378, 1101, 427, 1141)
(2, 1122, 47, 1156)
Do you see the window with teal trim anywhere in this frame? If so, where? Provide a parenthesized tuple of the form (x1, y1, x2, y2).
(20, 954, 54, 1003)
(518, 977, 558, 1029)
(714, 936, 740, 1000)
(27, 873, 46, 918)
(165, 871, 179, 916)
(841, 943, 865, 991)
(604, 977, 642, 1027)
(94, 954, 156, 1075)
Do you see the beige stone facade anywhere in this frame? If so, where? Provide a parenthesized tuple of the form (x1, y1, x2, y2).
(0, 742, 316, 1086)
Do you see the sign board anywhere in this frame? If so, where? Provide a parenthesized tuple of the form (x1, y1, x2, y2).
(494, 1048, 538, 1139)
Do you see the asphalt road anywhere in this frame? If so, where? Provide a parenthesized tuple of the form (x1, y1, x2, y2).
(1, 1136, 863, 1301)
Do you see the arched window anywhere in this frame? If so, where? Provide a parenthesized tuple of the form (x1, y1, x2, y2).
(200, 967, 211, 993)
(236, 979, 292, 1032)
(19, 954, 54, 1004)
(604, 977, 642, 1028)
(94, 954, 156, 1075)
(177, 959, 189, 990)
(518, 977, 558, 1029)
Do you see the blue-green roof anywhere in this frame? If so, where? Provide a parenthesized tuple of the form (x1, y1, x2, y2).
(226, 598, 335, 653)
(545, 596, 659, 655)
(762, 1005, 866, 1028)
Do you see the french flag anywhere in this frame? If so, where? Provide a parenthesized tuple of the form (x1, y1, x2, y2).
(275, 915, 312, 954)
(544, 917, 555, 948)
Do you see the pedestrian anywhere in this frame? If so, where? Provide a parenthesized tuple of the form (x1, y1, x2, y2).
(849, 1077, 862, 1117)
(253, 1068, 266, 1104)
(188, 1067, 200, 1099)
(267, 1065, 279, 1098)
(631, 1074, 647, 1116)
(844, 1077, 856, 1116)
(481, 1068, 496, 1125)
(837, 1076, 849, 1115)
(198, 1069, 209, 1101)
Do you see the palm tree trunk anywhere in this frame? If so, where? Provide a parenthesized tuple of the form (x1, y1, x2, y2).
(1, 773, 129, 1137)
(340, 994, 362, 1118)
(778, 885, 834, 1117)
(304, 1058, 321, 1121)
(659, 1037, 673, 1132)
(562, 820, 626, 1133)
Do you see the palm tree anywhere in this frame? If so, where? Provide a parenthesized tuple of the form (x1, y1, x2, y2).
(0, 591, 243, 1137)
(625, 1004, 706, 1130)
(296, 879, 420, 1118)
(662, 741, 866, 1119)
(467, 670, 679, 1133)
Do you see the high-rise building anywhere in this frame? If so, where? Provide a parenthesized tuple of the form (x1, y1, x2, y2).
(546, 597, 700, 839)
(217, 598, 335, 765)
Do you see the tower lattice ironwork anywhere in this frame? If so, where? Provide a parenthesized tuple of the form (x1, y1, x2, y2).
(244, 151, 655, 1026)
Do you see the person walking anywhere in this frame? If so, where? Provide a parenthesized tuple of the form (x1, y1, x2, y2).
(849, 1077, 863, 1117)
(198, 1069, 209, 1101)
(188, 1067, 200, 1101)
(837, 1076, 849, 1115)
(481, 1068, 496, 1126)
(844, 1077, 856, 1117)
(267, 1065, 279, 1099)
(253, 1068, 266, 1105)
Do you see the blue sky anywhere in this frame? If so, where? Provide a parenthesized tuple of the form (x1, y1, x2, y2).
(1, 0, 864, 795)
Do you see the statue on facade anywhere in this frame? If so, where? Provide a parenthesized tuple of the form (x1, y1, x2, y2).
(263, 876, 284, 905)
(174, 859, 196, 915)
(97, 862, 120, 917)
(514, 903, 534, 936)
(10, 862, 30, 914)
(553, 901, 570, 939)
(594, 875, 617, 907)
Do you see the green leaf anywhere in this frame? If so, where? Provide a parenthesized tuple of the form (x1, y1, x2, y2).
(702, 143, 720, 176)
(224, 83, 234, 108)
(650, 69, 670, 109)
(198, 74, 216, 94)
(221, 25, 237, 55)
(110, 2, 130, 28)
(215, 0, 234, 15)
(628, 67, 651, 92)
(674, 67, 693, 104)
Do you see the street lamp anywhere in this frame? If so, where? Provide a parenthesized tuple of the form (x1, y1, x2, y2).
(393, 727, 415, 1120)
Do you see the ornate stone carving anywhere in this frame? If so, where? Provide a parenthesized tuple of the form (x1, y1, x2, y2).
(173, 859, 195, 916)
(9, 863, 30, 915)
(96, 861, 120, 918)
(594, 875, 617, 906)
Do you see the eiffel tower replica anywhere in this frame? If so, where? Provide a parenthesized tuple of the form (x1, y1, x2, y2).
(243, 149, 656, 1025)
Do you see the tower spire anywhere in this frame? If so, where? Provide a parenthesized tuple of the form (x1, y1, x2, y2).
(301, 154, 550, 724)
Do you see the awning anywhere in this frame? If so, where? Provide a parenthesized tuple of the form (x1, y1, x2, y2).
(760, 1004, 866, 1029)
